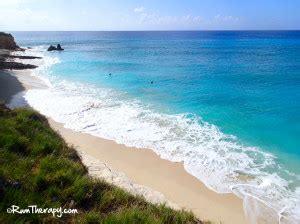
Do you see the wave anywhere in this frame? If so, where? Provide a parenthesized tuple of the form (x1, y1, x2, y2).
(22, 47, 300, 223)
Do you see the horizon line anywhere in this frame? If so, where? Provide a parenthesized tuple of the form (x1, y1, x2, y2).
(5, 29, 300, 32)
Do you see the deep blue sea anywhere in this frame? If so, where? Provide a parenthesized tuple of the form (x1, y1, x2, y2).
(12, 31, 300, 222)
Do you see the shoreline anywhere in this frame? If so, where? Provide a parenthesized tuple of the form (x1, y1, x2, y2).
(0, 70, 25, 103)
(49, 119, 247, 223)
(1, 68, 247, 224)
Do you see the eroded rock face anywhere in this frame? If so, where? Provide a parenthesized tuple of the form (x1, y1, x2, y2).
(0, 32, 18, 50)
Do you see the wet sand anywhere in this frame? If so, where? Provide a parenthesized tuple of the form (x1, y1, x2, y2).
(0, 70, 25, 103)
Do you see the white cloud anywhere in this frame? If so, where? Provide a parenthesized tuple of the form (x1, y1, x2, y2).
(193, 16, 203, 23)
(214, 14, 240, 23)
(0, 7, 63, 31)
(137, 12, 203, 27)
(0, 0, 22, 7)
(132, 9, 241, 30)
(0, 0, 34, 8)
(0, 2, 242, 31)
(134, 6, 145, 13)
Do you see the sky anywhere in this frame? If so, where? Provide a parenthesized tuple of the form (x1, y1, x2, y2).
(0, 0, 299, 31)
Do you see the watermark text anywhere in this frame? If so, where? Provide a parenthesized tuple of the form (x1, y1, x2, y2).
(7, 205, 78, 217)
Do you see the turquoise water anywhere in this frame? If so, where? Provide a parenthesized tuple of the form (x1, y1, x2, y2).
(13, 31, 300, 222)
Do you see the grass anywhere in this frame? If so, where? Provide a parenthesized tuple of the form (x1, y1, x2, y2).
(0, 103, 203, 223)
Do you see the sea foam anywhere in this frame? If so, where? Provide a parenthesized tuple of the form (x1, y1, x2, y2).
(23, 47, 300, 224)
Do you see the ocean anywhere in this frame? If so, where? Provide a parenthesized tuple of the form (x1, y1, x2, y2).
(12, 31, 300, 223)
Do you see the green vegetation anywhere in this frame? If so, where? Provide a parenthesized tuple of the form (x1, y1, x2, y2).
(0, 103, 202, 223)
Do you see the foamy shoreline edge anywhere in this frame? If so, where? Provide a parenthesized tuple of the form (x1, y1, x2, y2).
(6, 67, 248, 224)
(7, 69, 180, 207)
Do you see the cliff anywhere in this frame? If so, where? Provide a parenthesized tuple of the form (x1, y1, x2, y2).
(0, 32, 40, 70)
(0, 32, 18, 50)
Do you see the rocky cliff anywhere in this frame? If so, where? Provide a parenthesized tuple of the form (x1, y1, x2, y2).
(0, 32, 18, 50)
(0, 32, 40, 70)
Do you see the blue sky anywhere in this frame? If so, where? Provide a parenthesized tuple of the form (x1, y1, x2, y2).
(0, 0, 299, 31)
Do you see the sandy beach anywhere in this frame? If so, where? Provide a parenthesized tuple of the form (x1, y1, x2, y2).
(50, 120, 247, 223)
(0, 68, 247, 224)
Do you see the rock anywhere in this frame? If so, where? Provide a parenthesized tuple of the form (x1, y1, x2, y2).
(47, 44, 64, 51)
(47, 45, 57, 51)
(0, 61, 37, 70)
(0, 32, 17, 50)
(1, 54, 42, 59)
(0, 33, 38, 70)
(56, 44, 64, 50)
(0, 52, 40, 71)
